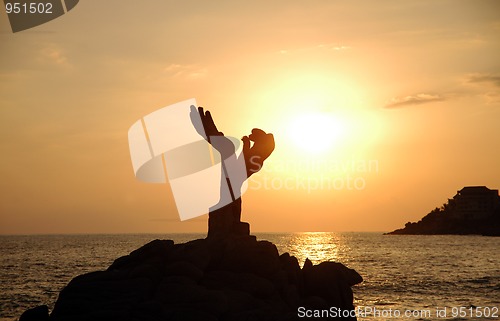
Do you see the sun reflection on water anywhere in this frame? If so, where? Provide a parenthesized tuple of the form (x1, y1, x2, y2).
(266, 232, 351, 267)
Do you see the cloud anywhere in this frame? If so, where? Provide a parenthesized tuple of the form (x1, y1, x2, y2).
(481, 91, 500, 105)
(466, 74, 500, 87)
(385, 93, 445, 108)
(317, 43, 351, 51)
(163, 63, 208, 79)
(278, 42, 351, 55)
(462, 73, 500, 105)
(38, 43, 71, 68)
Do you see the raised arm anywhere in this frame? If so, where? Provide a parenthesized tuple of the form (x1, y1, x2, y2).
(190, 106, 235, 158)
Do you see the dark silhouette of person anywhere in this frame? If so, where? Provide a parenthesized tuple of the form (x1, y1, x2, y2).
(190, 106, 274, 238)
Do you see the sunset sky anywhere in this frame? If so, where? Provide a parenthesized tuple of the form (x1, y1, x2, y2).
(1, 1, 499, 234)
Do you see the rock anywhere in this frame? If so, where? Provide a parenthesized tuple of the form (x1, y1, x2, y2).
(155, 281, 229, 319)
(168, 309, 219, 321)
(51, 276, 153, 320)
(317, 262, 363, 287)
(169, 239, 212, 270)
(108, 239, 174, 271)
(164, 260, 204, 281)
(301, 295, 329, 309)
(219, 238, 281, 277)
(303, 257, 313, 270)
(202, 270, 275, 298)
(220, 289, 262, 314)
(19, 305, 49, 321)
(22, 236, 362, 320)
(301, 261, 362, 320)
(282, 284, 301, 307)
(127, 263, 162, 282)
(162, 275, 197, 286)
(279, 253, 302, 293)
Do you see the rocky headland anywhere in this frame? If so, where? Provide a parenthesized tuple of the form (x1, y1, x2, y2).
(20, 234, 362, 321)
(387, 186, 500, 236)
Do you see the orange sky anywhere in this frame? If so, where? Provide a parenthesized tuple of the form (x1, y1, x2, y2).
(1, 1, 499, 234)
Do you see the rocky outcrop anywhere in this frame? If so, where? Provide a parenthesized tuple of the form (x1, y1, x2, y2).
(387, 186, 500, 236)
(21, 236, 362, 321)
(386, 216, 500, 236)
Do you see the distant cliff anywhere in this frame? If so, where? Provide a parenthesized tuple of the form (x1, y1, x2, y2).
(387, 186, 500, 236)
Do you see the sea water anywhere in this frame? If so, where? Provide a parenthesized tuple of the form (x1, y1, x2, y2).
(0, 233, 498, 320)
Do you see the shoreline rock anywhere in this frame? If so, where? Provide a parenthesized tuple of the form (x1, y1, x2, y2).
(20, 235, 362, 321)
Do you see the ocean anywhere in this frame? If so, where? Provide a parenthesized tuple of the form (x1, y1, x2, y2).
(0, 233, 498, 320)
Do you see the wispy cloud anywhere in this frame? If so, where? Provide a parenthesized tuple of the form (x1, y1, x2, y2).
(466, 74, 500, 87)
(278, 42, 351, 55)
(481, 91, 500, 105)
(317, 43, 351, 51)
(462, 73, 500, 105)
(164, 63, 208, 79)
(38, 43, 72, 68)
(385, 93, 444, 109)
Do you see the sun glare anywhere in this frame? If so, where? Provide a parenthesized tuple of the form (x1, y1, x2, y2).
(287, 112, 345, 154)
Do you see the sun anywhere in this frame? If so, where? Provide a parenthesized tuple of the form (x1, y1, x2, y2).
(287, 112, 345, 154)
